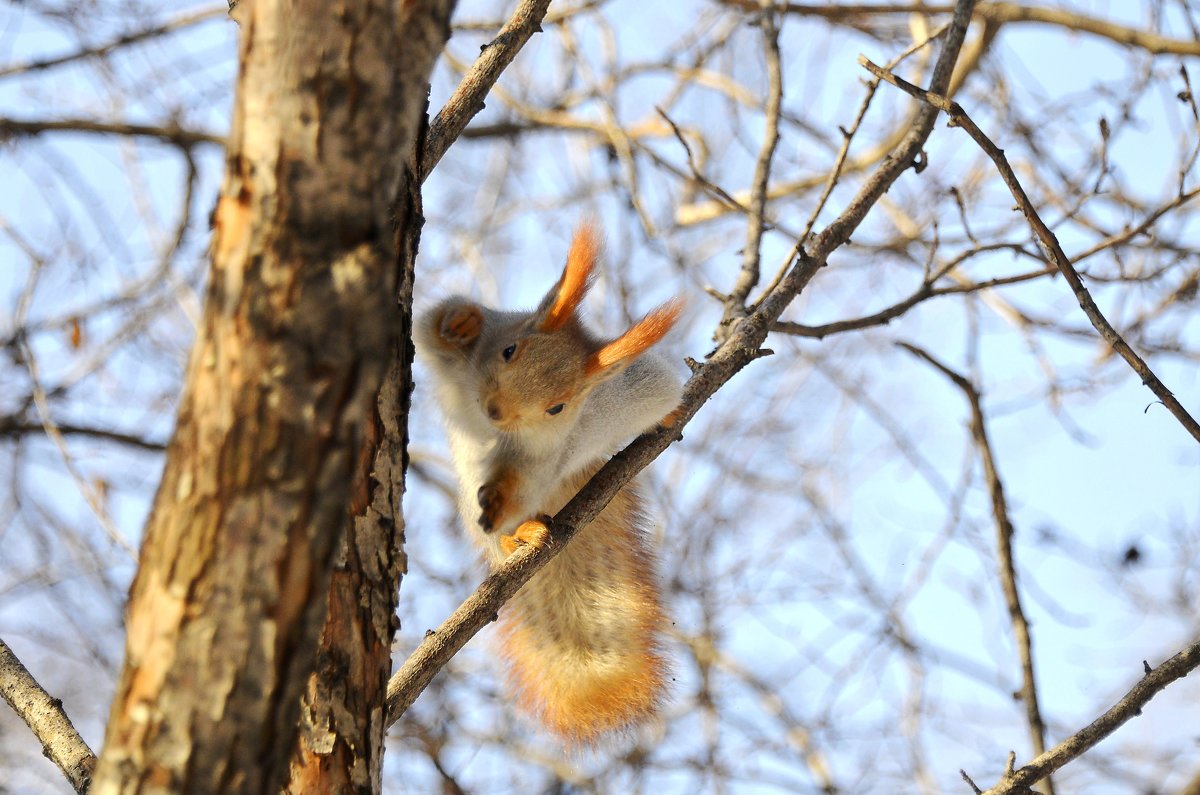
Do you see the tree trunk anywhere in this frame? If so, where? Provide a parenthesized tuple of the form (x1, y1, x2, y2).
(92, 2, 454, 793)
(285, 169, 428, 792)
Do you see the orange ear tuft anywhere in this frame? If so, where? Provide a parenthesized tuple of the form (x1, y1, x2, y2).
(539, 223, 601, 332)
(587, 297, 683, 376)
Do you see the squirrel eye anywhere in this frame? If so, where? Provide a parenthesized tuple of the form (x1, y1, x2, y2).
(546, 403, 565, 416)
(501, 343, 517, 362)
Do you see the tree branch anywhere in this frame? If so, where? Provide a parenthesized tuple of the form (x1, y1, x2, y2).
(861, 55, 1200, 444)
(0, 117, 225, 148)
(897, 343, 1053, 794)
(0, 637, 96, 795)
(727, 2, 1200, 57)
(421, 0, 554, 179)
(974, 639, 1200, 794)
(718, 1, 783, 341)
(0, 6, 228, 79)
(0, 415, 166, 452)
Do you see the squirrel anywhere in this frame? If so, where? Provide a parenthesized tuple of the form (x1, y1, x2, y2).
(414, 222, 684, 744)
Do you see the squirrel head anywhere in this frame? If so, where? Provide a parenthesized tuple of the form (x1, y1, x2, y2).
(479, 223, 681, 438)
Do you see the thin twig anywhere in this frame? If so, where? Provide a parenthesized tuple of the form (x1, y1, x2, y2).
(0, 637, 96, 794)
(798, 20, 951, 244)
(773, 180, 1199, 339)
(0, 416, 166, 452)
(723, 1, 1200, 57)
(450, 0, 604, 33)
(657, 106, 746, 214)
(677, 13, 958, 232)
(14, 318, 137, 559)
(1071, 187, 1199, 264)
(1177, 65, 1200, 195)
(861, 56, 1200, 444)
(0, 5, 227, 79)
(808, 1, 976, 263)
(718, 2, 784, 342)
(775, 281, 936, 338)
(897, 342, 1053, 795)
(0, 117, 224, 148)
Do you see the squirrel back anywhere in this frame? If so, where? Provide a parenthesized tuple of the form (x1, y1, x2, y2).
(415, 223, 682, 743)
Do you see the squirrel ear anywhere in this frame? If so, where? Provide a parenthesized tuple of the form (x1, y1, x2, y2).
(585, 298, 683, 378)
(535, 222, 600, 332)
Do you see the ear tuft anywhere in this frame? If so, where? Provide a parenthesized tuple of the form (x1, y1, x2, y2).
(587, 298, 683, 376)
(539, 222, 601, 332)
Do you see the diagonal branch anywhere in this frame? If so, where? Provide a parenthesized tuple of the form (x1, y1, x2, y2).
(384, 0, 981, 726)
(898, 342, 1053, 795)
(975, 639, 1200, 794)
(861, 56, 1200, 444)
(0, 637, 96, 794)
(807, 1, 975, 263)
(420, 0, 554, 179)
(0, 6, 227, 79)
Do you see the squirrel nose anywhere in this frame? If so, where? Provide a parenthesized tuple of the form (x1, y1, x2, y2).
(486, 400, 502, 421)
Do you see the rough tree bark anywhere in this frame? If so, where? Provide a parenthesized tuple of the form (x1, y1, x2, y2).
(92, 1, 454, 793)
(283, 145, 431, 795)
(285, 2, 549, 789)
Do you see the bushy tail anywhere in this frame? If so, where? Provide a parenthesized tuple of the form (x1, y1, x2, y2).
(498, 477, 668, 744)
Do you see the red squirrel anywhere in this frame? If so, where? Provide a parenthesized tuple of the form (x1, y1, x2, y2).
(415, 223, 683, 743)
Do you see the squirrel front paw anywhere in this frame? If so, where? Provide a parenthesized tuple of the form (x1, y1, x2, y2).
(477, 480, 511, 533)
(500, 518, 552, 556)
(436, 303, 483, 348)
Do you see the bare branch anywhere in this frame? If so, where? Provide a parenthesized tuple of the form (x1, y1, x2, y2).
(717, 2, 783, 341)
(807, 0, 976, 263)
(421, 0, 554, 179)
(0, 117, 225, 148)
(796, 20, 950, 241)
(975, 639, 1200, 794)
(0, 637, 96, 794)
(974, 3, 1200, 56)
(862, 55, 1200, 444)
(0, 6, 228, 79)
(0, 415, 166, 452)
(450, 0, 603, 33)
(726, 2, 1200, 56)
(897, 343, 1053, 794)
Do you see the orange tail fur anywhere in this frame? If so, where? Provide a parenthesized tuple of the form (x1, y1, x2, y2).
(497, 470, 668, 744)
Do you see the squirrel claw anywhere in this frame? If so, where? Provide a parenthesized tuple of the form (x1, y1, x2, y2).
(500, 519, 551, 556)
(438, 304, 483, 347)
(477, 482, 504, 533)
